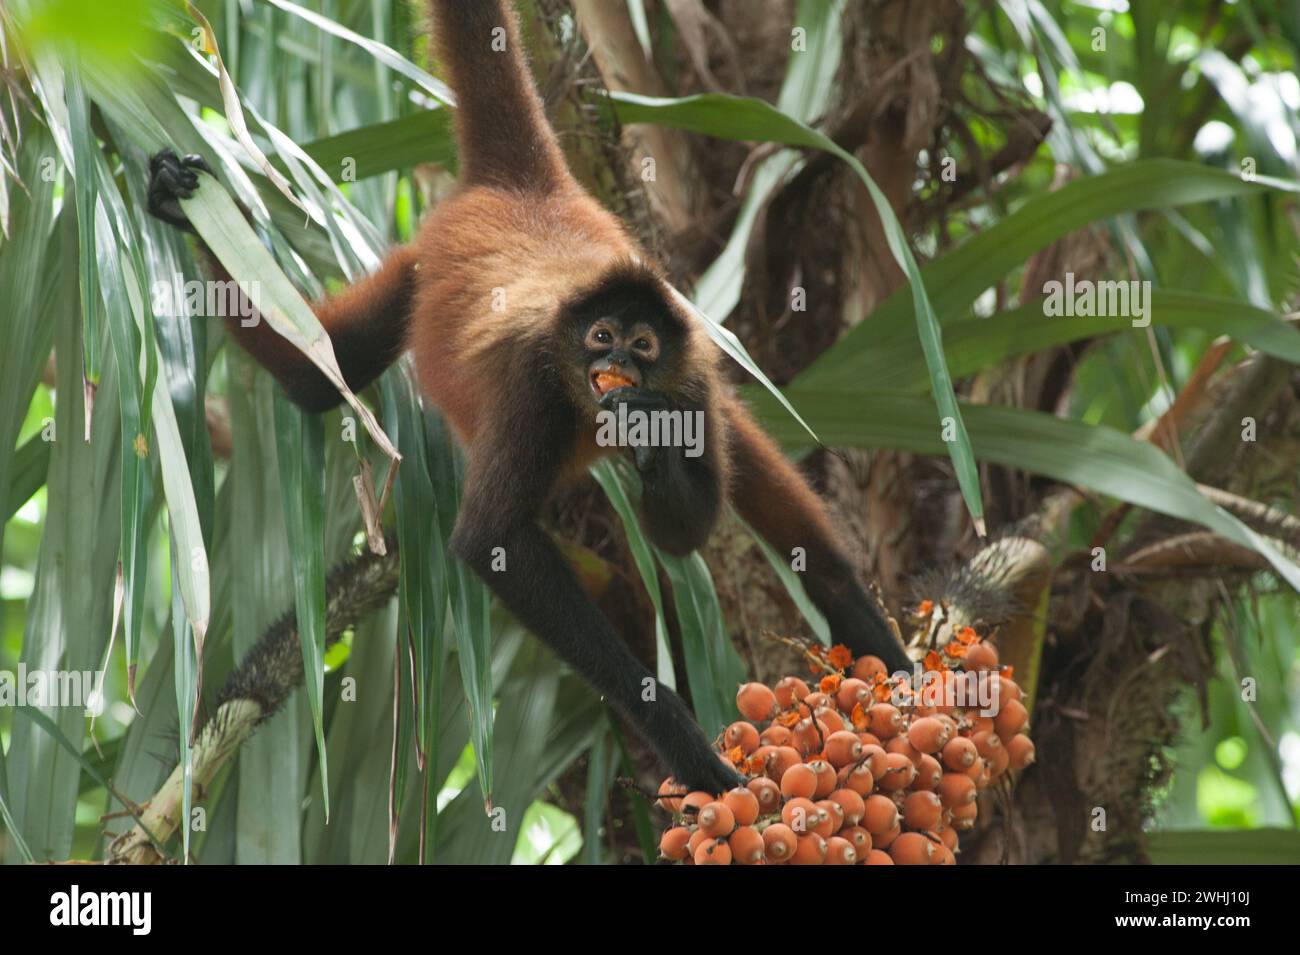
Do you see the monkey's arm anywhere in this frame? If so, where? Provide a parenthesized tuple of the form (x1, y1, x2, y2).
(451, 371, 742, 794)
(601, 388, 724, 556)
(147, 150, 416, 412)
(722, 396, 912, 674)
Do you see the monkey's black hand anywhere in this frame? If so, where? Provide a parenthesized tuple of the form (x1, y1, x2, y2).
(598, 386, 670, 472)
(147, 149, 215, 234)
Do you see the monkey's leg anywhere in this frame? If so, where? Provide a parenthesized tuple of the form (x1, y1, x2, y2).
(722, 396, 912, 674)
(451, 392, 744, 794)
(147, 149, 417, 412)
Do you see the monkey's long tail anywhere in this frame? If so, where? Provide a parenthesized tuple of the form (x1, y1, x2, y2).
(428, 0, 568, 192)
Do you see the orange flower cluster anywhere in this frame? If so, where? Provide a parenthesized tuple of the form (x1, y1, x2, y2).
(657, 627, 1034, 865)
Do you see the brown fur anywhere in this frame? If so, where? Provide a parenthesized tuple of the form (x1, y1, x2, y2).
(152, 0, 908, 793)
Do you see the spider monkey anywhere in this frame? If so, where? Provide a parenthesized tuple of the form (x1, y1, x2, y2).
(148, 0, 910, 795)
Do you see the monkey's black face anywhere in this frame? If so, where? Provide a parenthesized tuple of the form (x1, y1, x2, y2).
(569, 292, 681, 404)
(585, 317, 658, 398)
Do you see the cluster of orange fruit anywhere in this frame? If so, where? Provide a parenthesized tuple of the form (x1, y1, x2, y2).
(657, 615, 1033, 865)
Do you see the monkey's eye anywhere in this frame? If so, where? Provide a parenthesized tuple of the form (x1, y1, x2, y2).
(593, 329, 612, 345)
(633, 338, 651, 351)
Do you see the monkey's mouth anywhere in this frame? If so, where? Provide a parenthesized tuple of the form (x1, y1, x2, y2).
(590, 368, 638, 397)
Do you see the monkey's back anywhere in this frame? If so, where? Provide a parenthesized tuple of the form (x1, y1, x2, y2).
(406, 182, 641, 448)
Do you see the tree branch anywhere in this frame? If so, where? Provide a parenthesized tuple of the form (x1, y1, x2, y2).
(106, 542, 400, 864)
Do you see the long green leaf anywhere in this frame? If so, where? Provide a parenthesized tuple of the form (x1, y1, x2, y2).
(295, 110, 457, 182)
(3, 435, 50, 523)
(801, 160, 1300, 388)
(590, 459, 676, 690)
(852, 292, 1300, 395)
(3, 187, 122, 866)
(274, 392, 330, 820)
(379, 365, 449, 780)
(747, 387, 1300, 593)
(225, 361, 303, 863)
(657, 551, 746, 740)
(0, 127, 57, 555)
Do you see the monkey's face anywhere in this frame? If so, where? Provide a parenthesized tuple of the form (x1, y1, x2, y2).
(584, 316, 661, 399)
(564, 281, 685, 410)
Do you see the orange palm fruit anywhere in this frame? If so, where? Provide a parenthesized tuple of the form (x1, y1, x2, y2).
(997, 675, 1022, 704)
(827, 788, 866, 827)
(951, 800, 979, 830)
(808, 759, 838, 798)
(964, 641, 999, 671)
(941, 736, 978, 771)
(875, 823, 902, 849)
(860, 744, 888, 778)
(781, 796, 820, 834)
(902, 790, 944, 831)
(810, 802, 838, 838)
(729, 825, 765, 865)
(768, 746, 802, 783)
(762, 823, 797, 863)
(852, 655, 887, 681)
(994, 699, 1029, 739)
(803, 692, 830, 710)
(889, 831, 938, 865)
(793, 717, 833, 757)
(825, 836, 857, 865)
(694, 838, 732, 865)
(736, 682, 778, 722)
(1006, 733, 1036, 770)
(791, 833, 828, 865)
(681, 791, 713, 816)
(863, 794, 901, 834)
(779, 763, 818, 800)
(697, 801, 736, 838)
(887, 735, 925, 767)
(841, 825, 872, 853)
(724, 720, 760, 754)
(656, 777, 688, 813)
(835, 678, 871, 713)
(747, 776, 782, 814)
(723, 787, 760, 827)
(659, 826, 691, 860)
(938, 772, 977, 808)
(839, 763, 875, 796)
(815, 706, 845, 734)
(915, 754, 943, 791)
(774, 676, 810, 709)
(868, 703, 903, 739)
(907, 716, 952, 754)
(878, 752, 917, 791)
(972, 730, 1002, 762)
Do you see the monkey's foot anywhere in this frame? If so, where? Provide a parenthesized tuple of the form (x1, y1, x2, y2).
(147, 148, 214, 233)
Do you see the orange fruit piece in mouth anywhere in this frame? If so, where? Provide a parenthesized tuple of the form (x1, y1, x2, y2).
(593, 370, 635, 395)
